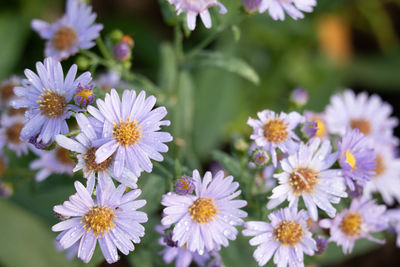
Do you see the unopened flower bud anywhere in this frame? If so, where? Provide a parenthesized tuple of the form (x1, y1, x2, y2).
(252, 149, 270, 167)
(315, 237, 328, 255)
(290, 88, 308, 107)
(175, 176, 195, 195)
(74, 83, 95, 106)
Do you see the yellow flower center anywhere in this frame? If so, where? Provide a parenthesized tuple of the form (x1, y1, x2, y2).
(37, 89, 66, 118)
(314, 118, 326, 138)
(373, 154, 386, 178)
(189, 198, 219, 224)
(84, 147, 114, 173)
(350, 118, 371, 136)
(52, 26, 77, 51)
(55, 147, 75, 166)
(273, 221, 304, 246)
(343, 150, 356, 170)
(263, 118, 289, 143)
(5, 122, 24, 144)
(82, 206, 115, 237)
(289, 167, 318, 195)
(340, 212, 363, 237)
(113, 118, 142, 147)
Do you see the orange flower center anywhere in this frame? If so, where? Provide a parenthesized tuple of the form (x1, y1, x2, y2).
(373, 154, 386, 177)
(84, 147, 114, 172)
(55, 147, 75, 166)
(263, 118, 289, 143)
(37, 90, 66, 118)
(350, 118, 371, 136)
(5, 122, 24, 144)
(289, 167, 318, 195)
(52, 26, 77, 51)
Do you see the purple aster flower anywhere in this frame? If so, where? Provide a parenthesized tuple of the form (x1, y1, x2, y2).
(325, 90, 398, 145)
(243, 207, 316, 267)
(315, 237, 328, 255)
(290, 87, 308, 107)
(161, 170, 247, 254)
(52, 181, 147, 264)
(338, 129, 376, 190)
(0, 76, 21, 109)
(87, 88, 172, 178)
(363, 144, 400, 205)
(303, 111, 328, 139)
(168, 0, 227, 31)
(0, 114, 31, 156)
(259, 0, 317, 21)
(31, 0, 103, 61)
(156, 225, 211, 267)
(11, 57, 92, 144)
(30, 145, 75, 181)
(74, 84, 95, 107)
(268, 138, 347, 221)
(175, 176, 195, 195)
(55, 113, 138, 189)
(319, 198, 387, 254)
(386, 209, 400, 247)
(247, 110, 303, 166)
(243, 0, 262, 12)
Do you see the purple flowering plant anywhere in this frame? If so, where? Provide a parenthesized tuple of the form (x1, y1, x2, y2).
(1, 1, 400, 267)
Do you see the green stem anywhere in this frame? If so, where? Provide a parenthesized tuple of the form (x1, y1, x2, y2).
(96, 37, 113, 61)
(174, 24, 184, 64)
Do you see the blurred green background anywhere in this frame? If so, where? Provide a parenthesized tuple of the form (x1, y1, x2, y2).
(1, 0, 400, 266)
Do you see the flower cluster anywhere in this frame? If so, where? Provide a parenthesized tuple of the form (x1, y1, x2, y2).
(243, 88, 399, 266)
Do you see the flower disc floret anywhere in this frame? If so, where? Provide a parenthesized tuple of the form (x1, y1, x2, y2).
(37, 89, 67, 118)
(112, 119, 142, 147)
(82, 206, 115, 237)
(289, 167, 318, 195)
(5, 122, 24, 144)
(350, 118, 371, 136)
(263, 118, 289, 143)
(273, 221, 304, 246)
(84, 147, 113, 173)
(52, 26, 77, 51)
(189, 198, 219, 224)
(339, 212, 362, 237)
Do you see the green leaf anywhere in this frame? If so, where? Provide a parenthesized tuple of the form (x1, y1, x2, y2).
(158, 42, 177, 93)
(191, 51, 260, 85)
(0, 201, 79, 267)
(0, 12, 29, 79)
